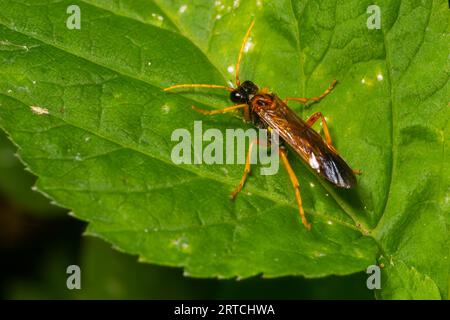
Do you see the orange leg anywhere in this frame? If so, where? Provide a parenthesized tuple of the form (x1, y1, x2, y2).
(279, 149, 311, 230)
(305, 112, 334, 149)
(284, 80, 337, 105)
(230, 139, 260, 200)
(192, 103, 248, 115)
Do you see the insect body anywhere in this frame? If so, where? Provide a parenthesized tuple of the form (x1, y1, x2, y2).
(248, 88, 357, 189)
(164, 21, 360, 230)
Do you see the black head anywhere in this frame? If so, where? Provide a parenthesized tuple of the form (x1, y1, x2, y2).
(230, 80, 259, 104)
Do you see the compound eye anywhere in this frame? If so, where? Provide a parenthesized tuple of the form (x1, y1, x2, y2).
(230, 90, 244, 103)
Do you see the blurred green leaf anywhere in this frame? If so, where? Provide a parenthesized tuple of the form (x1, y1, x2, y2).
(0, 0, 447, 299)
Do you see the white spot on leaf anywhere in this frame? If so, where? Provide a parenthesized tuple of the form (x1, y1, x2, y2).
(161, 104, 170, 114)
(179, 5, 188, 13)
(30, 106, 49, 115)
(151, 13, 164, 21)
(313, 251, 326, 257)
(172, 237, 190, 252)
(244, 37, 253, 53)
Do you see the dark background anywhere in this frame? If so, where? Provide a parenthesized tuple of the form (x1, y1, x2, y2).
(0, 131, 374, 299)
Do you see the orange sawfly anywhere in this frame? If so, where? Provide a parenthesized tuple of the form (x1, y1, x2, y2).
(164, 21, 360, 230)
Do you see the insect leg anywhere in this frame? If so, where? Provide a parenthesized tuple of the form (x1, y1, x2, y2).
(284, 80, 337, 105)
(305, 112, 334, 149)
(192, 103, 248, 115)
(230, 138, 265, 200)
(279, 149, 311, 230)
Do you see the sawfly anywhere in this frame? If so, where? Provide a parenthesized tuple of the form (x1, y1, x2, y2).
(164, 21, 360, 230)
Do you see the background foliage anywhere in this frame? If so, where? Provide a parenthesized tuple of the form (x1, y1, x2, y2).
(0, 0, 448, 299)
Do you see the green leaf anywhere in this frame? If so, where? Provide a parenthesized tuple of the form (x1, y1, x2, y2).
(377, 257, 441, 300)
(0, 0, 447, 299)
